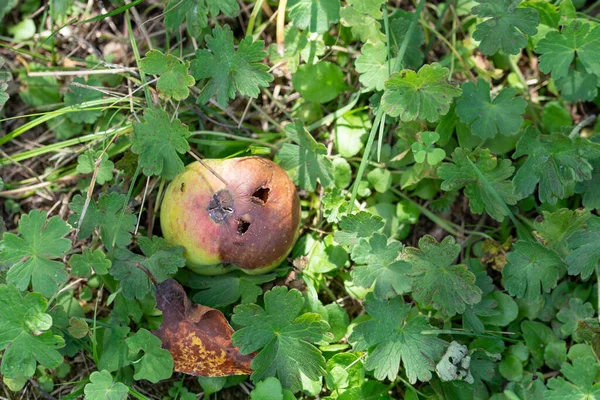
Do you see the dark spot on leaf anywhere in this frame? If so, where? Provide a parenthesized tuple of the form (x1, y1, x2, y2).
(251, 187, 270, 204)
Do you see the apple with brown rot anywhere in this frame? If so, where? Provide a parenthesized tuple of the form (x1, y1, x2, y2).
(160, 157, 301, 275)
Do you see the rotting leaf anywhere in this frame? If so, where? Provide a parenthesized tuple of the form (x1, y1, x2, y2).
(153, 279, 253, 377)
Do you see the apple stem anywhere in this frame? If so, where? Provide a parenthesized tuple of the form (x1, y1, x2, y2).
(187, 150, 229, 186)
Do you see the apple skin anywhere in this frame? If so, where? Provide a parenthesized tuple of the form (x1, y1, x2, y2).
(160, 157, 301, 275)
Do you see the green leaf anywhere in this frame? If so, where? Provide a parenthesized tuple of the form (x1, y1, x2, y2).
(566, 216, 600, 280)
(125, 328, 173, 383)
(0, 0, 18, 21)
(325, 353, 365, 394)
(533, 208, 590, 259)
(512, 127, 600, 204)
(0, 210, 71, 298)
(389, 11, 426, 69)
(472, 0, 540, 55)
(340, 0, 385, 43)
(64, 77, 103, 124)
(350, 233, 411, 299)
(382, 63, 461, 122)
(498, 354, 523, 382)
(321, 188, 351, 223)
(366, 168, 391, 193)
(405, 236, 482, 316)
(164, 0, 239, 35)
(16, 63, 60, 107)
(0, 285, 65, 380)
(288, 0, 340, 34)
(0, 81, 8, 111)
(197, 377, 227, 397)
(522, 320, 557, 366)
(139, 49, 195, 101)
(131, 107, 190, 180)
(269, 28, 326, 73)
(177, 269, 277, 307)
(333, 112, 371, 158)
(278, 120, 334, 191)
(542, 101, 573, 134)
(411, 131, 446, 165)
(438, 148, 521, 222)
(232, 286, 330, 392)
(68, 317, 89, 339)
(68, 192, 137, 251)
(502, 241, 565, 301)
(545, 356, 600, 399)
(9, 19, 35, 41)
(349, 294, 446, 383)
(462, 271, 501, 333)
(333, 211, 385, 247)
(69, 249, 111, 278)
(110, 236, 186, 300)
(555, 66, 598, 102)
(98, 325, 130, 372)
(77, 150, 114, 185)
(355, 42, 391, 91)
(557, 298, 595, 339)
(577, 159, 600, 211)
(292, 62, 347, 103)
(536, 21, 600, 81)
(456, 80, 527, 139)
(190, 25, 273, 107)
(84, 370, 128, 400)
(250, 377, 295, 400)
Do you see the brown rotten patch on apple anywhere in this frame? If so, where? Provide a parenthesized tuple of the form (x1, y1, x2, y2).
(160, 157, 301, 275)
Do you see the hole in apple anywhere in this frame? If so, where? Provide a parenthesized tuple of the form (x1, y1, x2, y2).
(180, 182, 185, 192)
(252, 187, 270, 204)
(237, 219, 251, 235)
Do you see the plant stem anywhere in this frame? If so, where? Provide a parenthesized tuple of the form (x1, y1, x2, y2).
(350, 108, 384, 209)
(569, 114, 597, 139)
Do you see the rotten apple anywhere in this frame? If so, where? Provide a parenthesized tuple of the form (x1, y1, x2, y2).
(160, 156, 301, 275)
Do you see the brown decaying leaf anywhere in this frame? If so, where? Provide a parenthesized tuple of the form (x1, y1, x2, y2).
(153, 279, 253, 376)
